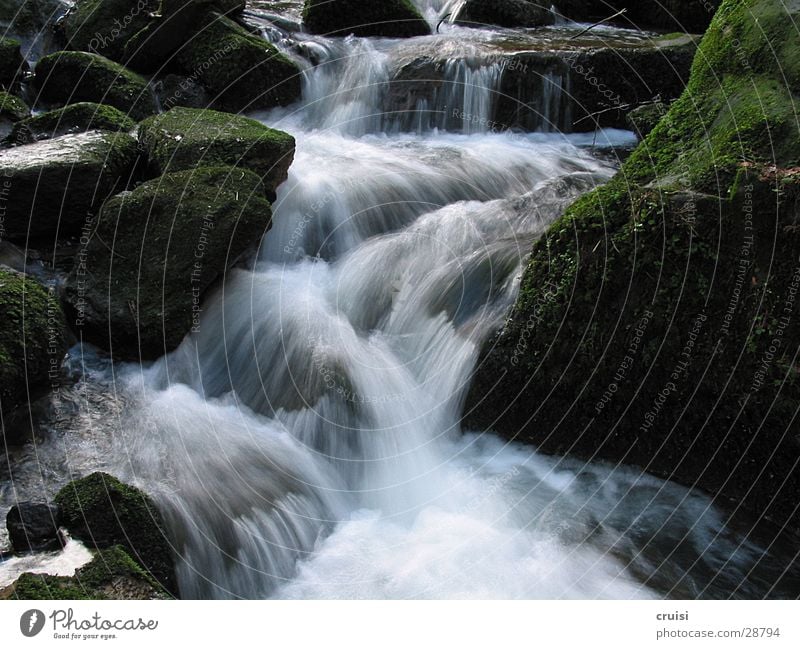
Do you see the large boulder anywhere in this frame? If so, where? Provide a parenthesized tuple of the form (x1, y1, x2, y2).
(54, 473, 176, 596)
(0, 269, 66, 417)
(63, 166, 273, 359)
(34, 51, 158, 120)
(0, 131, 139, 241)
(466, 0, 800, 532)
(8, 102, 136, 144)
(5, 502, 62, 553)
(457, 0, 555, 28)
(6, 545, 171, 599)
(138, 107, 296, 199)
(303, 0, 430, 38)
(173, 13, 302, 111)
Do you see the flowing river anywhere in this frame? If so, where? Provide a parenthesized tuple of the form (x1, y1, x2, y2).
(1, 4, 798, 599)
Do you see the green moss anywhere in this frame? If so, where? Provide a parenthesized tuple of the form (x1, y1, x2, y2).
(34, 51, 157, 120)
(9, 102, 136, 143)
(55, 473, 177, 596)
(303, 0, 429, 37)
(139, 107, 295, 196)
(174, 13, 302, 111)
(0, 90, 28, 121)
(0, 269, 65, 415)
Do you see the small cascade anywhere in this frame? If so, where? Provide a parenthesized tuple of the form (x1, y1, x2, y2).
(384, 58, 505, 134)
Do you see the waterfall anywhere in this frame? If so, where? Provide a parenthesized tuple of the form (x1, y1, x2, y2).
(3, 15, 798, 601)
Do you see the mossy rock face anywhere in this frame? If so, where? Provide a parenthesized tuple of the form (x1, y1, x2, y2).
(457, 0, 556, 28)
(55, 473, 177, 596)
(626, 101, 670, 138)
(0, 90, 29, 122)
(139, 107, 296, 198)
(8, 545, 171, 599)
(466, 0, 800, 532)
(34, 51, 157, 121)
(63, 166, 273, 359)
(0, 131, 139, 241)
(174, 13, 302, 111)
(9, 102, 136, 144)
(0, 36, 26, 89)
(302, 0, 430, 38)
(0, 269, 66, 418)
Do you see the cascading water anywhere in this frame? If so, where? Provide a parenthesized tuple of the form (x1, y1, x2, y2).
(2, 18, 799, 600)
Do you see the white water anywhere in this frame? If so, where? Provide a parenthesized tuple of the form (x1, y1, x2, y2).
(3, 25, 798, 600)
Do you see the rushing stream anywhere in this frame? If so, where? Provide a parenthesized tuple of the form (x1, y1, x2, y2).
(2, 6, 799, 599)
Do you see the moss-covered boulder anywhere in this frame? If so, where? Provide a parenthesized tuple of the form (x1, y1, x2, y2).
(0, 36, 26, 89)
(54, 473, 176, 595)
(0, 269, 66, 417)
(139, 107, 295, 198)
(303, 0, 429, 38)
(457, 0, 555, 28)
(9, 102, 136, 144)
(0, 131, 139, 241)
(0, 90, 29, 122)
(64, 166, 273, 359)
(466, 0, 800, 531)
(6, 546, 171, 599)
(173, 13, 302, 111)
(34, 51, 157, 120)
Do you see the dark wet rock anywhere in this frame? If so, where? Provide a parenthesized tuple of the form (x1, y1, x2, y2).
(0, 91, 29, 124)
(0, 131, 139, 241)
(495, 35, 696, 132)
(457, 0, 556, 29)
(302, 0, 430, 38)
(138, 107, 295, 199)
(34, 51, 157, 120)
(173, 13, 302, 111)
(154, 74, 211, 110)
(0, 0, 69, 36)
(6, 502, 62, 553)
(557, 1, 722, 33)
(8, 102, 136, 144)
(54, 473, 177, 596)
(0, 269, 66, 420)
(63, 166, 273, 359)
(0, 37, 27, 90)
(5, 545, 171, 599)
(385, 35, 695, 133)
(466, 0, 800, 532)
(63, 0, 157, 63)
